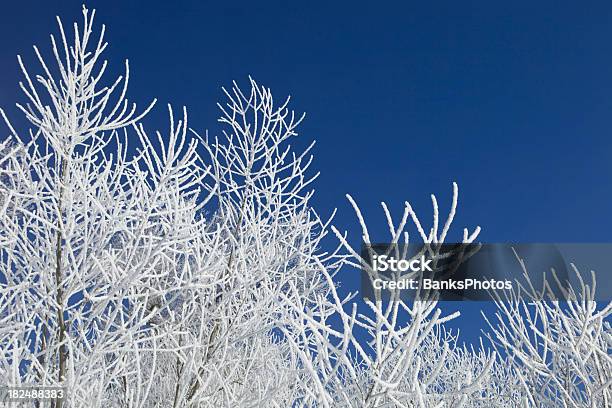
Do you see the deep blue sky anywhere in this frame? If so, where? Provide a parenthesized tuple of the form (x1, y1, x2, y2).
(2, 1, 611, 344)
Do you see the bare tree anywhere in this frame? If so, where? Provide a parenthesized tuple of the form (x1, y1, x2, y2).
(0, 7, 345, 407)
(484, 254, 612, 407)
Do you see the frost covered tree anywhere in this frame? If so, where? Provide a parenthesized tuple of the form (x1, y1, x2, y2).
(0, 7, 350, 407)
(0, 6, 610, 408)
(484, 257, 612, 407)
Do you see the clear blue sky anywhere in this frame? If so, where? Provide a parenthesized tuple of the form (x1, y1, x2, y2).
(2, 1, 611, 344)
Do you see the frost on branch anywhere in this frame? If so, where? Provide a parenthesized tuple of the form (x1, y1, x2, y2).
(484, 255, 612, 407)
(0, 8, 341, 406)
(320, 184, 506, 407)
(0, 6, 209, 407)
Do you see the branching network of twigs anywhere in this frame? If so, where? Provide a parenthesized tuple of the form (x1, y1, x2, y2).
(0, 7, 609, 408)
